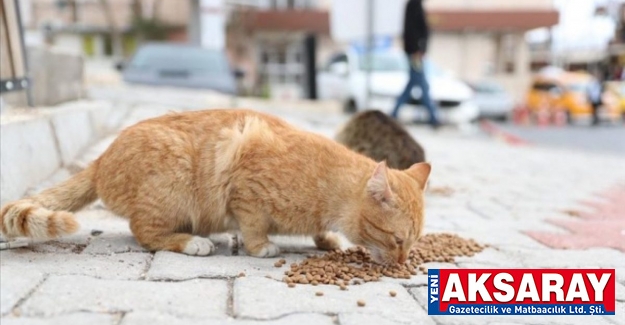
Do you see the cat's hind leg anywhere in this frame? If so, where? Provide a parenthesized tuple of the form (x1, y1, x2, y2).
(313, 232, 341, 251)
(129, 214, 215, 256)
(231, 208, 280, 258)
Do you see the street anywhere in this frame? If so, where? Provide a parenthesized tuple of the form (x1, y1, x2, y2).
(488, 122, 625, 156)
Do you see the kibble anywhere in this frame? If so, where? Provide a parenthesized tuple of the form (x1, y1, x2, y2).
(357, 300, 366, 307)
(274, 261, 283, 268)
(238, 272, 246, 277)
(282, 233, 484, 287)
(288, 283, 296, 288)
(316, 291, 324, 296)
(389, 290, 397, 297)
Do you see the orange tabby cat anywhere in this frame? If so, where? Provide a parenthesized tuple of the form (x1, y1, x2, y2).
(0, 109, 430, 264)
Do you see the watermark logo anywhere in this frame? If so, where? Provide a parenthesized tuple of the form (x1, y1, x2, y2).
(427, 269, 616, 316)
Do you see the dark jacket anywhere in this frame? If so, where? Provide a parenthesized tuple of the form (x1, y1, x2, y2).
(402, 0, 430, 55)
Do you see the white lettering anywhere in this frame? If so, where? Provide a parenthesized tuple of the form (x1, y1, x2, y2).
(587, 273, 611, 302)
(565, 273, 589, 301)
(493, 273, 514, 302)
(516, 273, 540, 302)
(468, 273, 492, 301)
(542, 273, 564, 301)
(442, 274, 466, 302)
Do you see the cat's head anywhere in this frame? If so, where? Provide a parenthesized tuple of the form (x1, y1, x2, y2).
(349, 161, 431, 265)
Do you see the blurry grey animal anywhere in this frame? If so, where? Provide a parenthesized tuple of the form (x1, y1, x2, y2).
(335, 110, 426, 170)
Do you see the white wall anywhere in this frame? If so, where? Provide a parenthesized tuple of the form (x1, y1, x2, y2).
(426, 0, 554, 10)
(428, 32, 495, 81)
(321, 0, 554, 11)
(53, 34, 83, 56)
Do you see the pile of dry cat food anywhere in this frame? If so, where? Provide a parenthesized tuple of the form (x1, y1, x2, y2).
(279, 233, 484, 288)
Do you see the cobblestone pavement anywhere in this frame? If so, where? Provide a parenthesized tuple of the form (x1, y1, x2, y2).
(2, 88, 625, 325)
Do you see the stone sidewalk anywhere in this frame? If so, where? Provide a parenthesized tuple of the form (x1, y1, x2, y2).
(1, 94, 625, 325)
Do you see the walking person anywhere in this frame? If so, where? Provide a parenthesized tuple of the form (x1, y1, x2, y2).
(391, 0, 440, 128)
(588, 73, 603, 126)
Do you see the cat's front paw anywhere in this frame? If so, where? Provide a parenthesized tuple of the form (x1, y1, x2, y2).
(248, 242, 281, 258)
(314, 232, 341, 251)
(182, 236, 215, 256)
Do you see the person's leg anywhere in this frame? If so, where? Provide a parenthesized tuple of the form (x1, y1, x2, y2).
(592, 102, 600, 126)
(391, 67, 417, 119)
(414, 68, 440, 126)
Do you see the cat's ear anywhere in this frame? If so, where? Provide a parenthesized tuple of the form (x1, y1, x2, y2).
(367, 161, 392, 202)
(405, 162, 431, 190)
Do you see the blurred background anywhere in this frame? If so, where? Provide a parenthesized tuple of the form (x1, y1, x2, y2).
(1, 0, 624, 153)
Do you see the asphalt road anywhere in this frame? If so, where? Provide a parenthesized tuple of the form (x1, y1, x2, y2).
(489, 121, 625, 156)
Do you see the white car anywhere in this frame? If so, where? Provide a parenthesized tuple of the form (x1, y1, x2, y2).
(317, 49, 479, 124)
(467, 80, 515, 121)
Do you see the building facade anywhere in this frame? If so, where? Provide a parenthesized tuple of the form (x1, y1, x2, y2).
(22, 0, 559, 100)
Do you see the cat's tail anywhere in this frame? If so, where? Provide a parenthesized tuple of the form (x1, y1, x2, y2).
(0, 164, 98, 239)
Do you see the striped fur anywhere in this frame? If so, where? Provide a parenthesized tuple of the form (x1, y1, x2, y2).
(0, 165, 97, 239)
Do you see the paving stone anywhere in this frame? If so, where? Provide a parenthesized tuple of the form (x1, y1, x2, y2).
(20, 275, 228, 318)
(121, 312, 335, 325)
(617, 282, 625, 302)
(0, 267, 44, 315)
(73, 209, 132, 234)
(422, 217, 459, 232)
(512, 248, 625, 268)
(23, 169, 72, 197)
(18, 209, 132, 254)
(0, 250, 150, 280)
(605, 302, 624, 325)
(82, 235, 147, 255)
(454, 248, 528, 268)
(146, 251, 307, 281)
(234, 276, 430, 324)
(339, 313, 435, 325)
(450, 213, 566, 233)
(0, 313, 116, 325)
(408, 287, 614, 325)
(617, 271, 625, 287)
(76, 210, 146, 254)
(146, 234, 342, 281)
(467, 199, 515, 220)
(448, 229, 547, 249)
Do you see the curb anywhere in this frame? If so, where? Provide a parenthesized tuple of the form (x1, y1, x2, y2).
(0, 100, 128, 206)
(479, 120, 531, 146)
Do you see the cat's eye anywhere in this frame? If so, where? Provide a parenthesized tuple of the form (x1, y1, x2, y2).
(394, 237, 404, 245)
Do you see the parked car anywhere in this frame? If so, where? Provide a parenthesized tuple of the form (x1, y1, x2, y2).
(317, 49, 479, 124)
(467, 80, 515, 121)
(525, 71, 621, 123)
(604, 81, 625, 120)
(118, 43, 240, 94)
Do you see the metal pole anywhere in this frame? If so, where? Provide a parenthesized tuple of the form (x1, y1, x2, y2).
(189, 0, 201, 46)
(14, 0, 33, 107)
(364, 0, 374, 109)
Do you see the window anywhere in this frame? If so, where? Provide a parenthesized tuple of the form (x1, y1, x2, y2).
(325, 53, 348, 71)
(270, 0, 314, 10)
